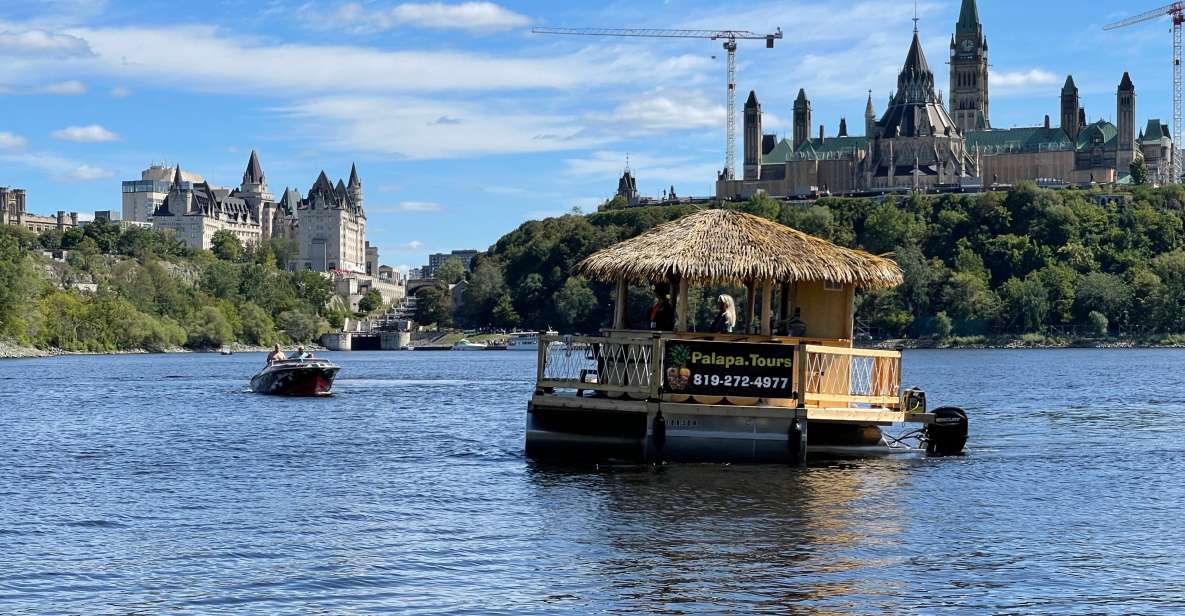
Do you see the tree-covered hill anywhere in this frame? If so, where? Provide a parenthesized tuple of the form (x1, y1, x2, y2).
(449, 183, 1185, 339)
(0, 221, 357, 353)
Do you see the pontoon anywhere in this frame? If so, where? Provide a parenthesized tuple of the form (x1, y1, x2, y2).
(524, 209, 967, 465)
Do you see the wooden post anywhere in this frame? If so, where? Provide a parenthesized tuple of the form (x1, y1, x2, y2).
(779, 282, 791, 333)
(745, 282, 757, 334)
(675, 277, 690, 332)
(760, 281, 773, 336)
(796, 344, 809, 408)
(613, 277, 627, 330)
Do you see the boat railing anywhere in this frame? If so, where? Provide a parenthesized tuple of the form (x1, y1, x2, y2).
(536, 333, 903, 410)
(801, 345, 902, 409)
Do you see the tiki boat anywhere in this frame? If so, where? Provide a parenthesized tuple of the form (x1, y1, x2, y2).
(525, 209, 967, 464)
(250, 358, 341, 396)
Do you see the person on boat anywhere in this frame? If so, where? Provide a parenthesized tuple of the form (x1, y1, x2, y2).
(710, 294, 737, 333)
(266, 343, 286, 364)
(295, 345, 314, 360)
(648, 283, 675, 331)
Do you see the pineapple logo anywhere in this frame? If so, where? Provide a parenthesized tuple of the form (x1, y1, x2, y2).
(666, 344, 692, 391)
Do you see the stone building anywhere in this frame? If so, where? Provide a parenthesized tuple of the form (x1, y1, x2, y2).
(151, 166, 262, 250)
(121, 163, 206, 223)
(288, 165, 367, 273)
(717, 0, 1172, 199)
(1, 186, 80, 233)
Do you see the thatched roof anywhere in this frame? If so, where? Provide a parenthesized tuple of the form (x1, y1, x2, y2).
(576, 209, 903, 288)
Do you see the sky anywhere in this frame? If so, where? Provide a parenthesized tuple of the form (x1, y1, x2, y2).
(0, 0, 1177, 271)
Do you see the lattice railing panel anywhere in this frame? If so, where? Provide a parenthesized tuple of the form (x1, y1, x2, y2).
(805, 350, 900, 400)
(540, 336, 655, 393)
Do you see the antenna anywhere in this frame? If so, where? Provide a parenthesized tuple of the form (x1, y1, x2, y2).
(913, 0, 919, 32)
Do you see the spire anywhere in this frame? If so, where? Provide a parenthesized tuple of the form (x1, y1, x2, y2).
(173, 165, 183, 187)
(957, 0, 980, 34)
(866, 90, 875, 115)
(838, 117, 848, 137)
(348, 162, 360, 187)
(1062, 75, 1077, 93)
(243, 149, 264, 185)
(745, 90, 759, 109)
(795, 88, 808, 104)
(1119, 71, 1135, 92)
(902, 30, 932, 78)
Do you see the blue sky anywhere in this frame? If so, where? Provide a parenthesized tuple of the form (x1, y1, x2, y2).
(0, 0, 1176, 270)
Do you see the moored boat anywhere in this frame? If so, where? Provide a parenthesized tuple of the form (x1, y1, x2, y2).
(507, 329, 559, 351)
(250, 358, 341, 396)
(452, 338, 488, 351)
(524, 209, 968, 465)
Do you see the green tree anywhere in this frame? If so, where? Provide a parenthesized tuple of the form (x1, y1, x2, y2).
(211, 230, 242, 261)
(238, 302, 276, 346)
(553, 277, 599, 332)
(1130, 158, 1149, 186)
(863, 200, 922, 254)
(414, 285, 451, 327)
(491, 293, 520, 328)
(269, 237, 299, 269)
(200, 260, 242, 300)
(187, 305, 234, 348)
(290, 270, 334, 314)
(277, 310, 323, 343)
(1074, 272, 1132, 325)
(1087, 311, 1109, 337)
(358, 289, 383, 315)
(436, 257, 466, 285)
(599, 195, 629, 211)
(999, 276, 1049, 333)
(933, 311, 953, 340)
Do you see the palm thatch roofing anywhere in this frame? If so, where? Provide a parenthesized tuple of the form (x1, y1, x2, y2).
(576, 208, 903, 288)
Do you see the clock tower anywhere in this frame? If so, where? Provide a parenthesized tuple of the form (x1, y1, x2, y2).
(949, 0, 989, 134)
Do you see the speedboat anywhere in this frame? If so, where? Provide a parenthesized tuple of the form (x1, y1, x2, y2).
(451, 338, 488, 351)
(250, 358, 341, 396)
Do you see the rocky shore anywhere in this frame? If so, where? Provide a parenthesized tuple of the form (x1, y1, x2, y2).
(0, 340, 322, 359)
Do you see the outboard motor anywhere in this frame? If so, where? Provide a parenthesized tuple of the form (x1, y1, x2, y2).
(924, 406, 968, 457)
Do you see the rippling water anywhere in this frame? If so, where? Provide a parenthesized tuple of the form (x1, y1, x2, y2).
(2, 349, 1185, 614)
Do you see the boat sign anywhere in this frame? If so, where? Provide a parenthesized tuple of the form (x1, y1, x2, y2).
(662, 340, 796, 398)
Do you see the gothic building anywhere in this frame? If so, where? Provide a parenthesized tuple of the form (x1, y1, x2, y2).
(152, 152, 370, 272)
(717, 0, 1174, 199)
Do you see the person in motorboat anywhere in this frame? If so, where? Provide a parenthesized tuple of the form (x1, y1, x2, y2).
(266, 343, 287, 364)
(295, 346, 314, 360)
(648, 283, 675, 331)
(710, 294, 737, 333)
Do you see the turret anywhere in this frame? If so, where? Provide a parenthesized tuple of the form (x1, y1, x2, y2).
(950, 0, 989, 133)
(242, 150, 266, 192)
(743, 90, 763, 181)
(838, 117, 848, 138)
(1061, 75, 1082, 140)
(865, 91, 877, 138)
(793, 88, 811, 149)
(347, 162, 363, 212)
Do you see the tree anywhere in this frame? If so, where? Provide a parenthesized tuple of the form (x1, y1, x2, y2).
(933, 311, 953, 339)
(211, 230, 242, 261)
(491, 293, 520, 328)
(1074, 272, 1131, 324)
(553, 277, 598, 332)
(1087, 311, 1109, 337)
(414, 285, 451, 327)
(187, 306, 234, 348)
(1130, 158, 1149, 186)
(358, 289, 383, 315)
(599, 195, 629, 211)
(290, 270, 334, 314)
(999, 276, 1049, 333)
(238, 302, 276, 346)
(277, 310, 323, 343)
(436, 257, 466, 284)
(269, 237, 299, 269)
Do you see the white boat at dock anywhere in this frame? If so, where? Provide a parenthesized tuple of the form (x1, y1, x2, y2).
(451, 338, 488, 351)
(507, 329, 559, 351)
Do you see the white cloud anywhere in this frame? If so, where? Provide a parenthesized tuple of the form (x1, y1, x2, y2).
(399, 240, 425, 250)
(279, 95, 606, 159)
(0, 131, 27, 150)
(51, 124, 120, 142)
(0, 150, 114, 181)
(0, 29, 92, 58)
(39, 79, 86, 94)
(64, 25, 707, 95)
(312, 1, 531, 33)
(109, 85, 131, 97)
(993, 69, 1061, 89)
(592, 92, 724, 132)
(398, 201, 443, 212)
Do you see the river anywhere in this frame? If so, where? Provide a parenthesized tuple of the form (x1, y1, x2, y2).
(1, 349, 1183, 614)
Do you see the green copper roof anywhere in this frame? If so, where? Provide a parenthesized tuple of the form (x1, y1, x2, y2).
(1076, 120, 1117, 149)
(957, 0, 981, 34)
(761, 136, 869, 164)
(965, 126, 1074, 153)
(1143, 119, 1169, 141)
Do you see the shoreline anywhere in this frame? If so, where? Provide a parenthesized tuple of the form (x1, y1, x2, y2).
(0, 341, 325, 360)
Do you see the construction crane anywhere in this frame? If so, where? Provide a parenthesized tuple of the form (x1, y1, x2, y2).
(1105, 3, 1185, 179)
(532, 27, 783, 180)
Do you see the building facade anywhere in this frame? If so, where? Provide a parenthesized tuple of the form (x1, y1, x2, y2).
(716, 0, 1173, 199)
(151, 166, 262, 250)
(1, 187, 80, 233)
(122, 163, 206, 223)
(425, 249, 479, 278)
(288, 166, 367, 273)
